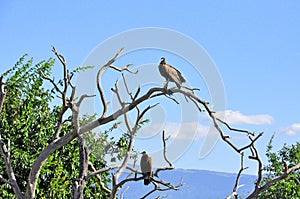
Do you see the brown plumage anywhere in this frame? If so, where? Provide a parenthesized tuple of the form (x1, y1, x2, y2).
(158, 57, 186, 89)
(140, 151, 153, 185)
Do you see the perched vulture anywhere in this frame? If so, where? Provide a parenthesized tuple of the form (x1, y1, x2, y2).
(158, 57, 186, 89)
(140, 151, 153, 185)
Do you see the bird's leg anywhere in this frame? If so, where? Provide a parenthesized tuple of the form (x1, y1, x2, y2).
(163, 80, 169, 90)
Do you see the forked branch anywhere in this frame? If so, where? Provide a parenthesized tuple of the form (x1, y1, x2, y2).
(226, 152, 248, 199)
(96, 48, 136, 118)
(0, 136, 23, 199)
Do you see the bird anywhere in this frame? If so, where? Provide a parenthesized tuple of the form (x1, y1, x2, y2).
(140, 151, 153, 185)
(158, 57, 186, 89)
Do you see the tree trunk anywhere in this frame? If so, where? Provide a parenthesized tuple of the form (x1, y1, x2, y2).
(72, 135, 89, 199)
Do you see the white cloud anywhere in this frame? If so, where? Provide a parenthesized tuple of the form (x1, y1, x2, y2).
(137, 110, 275, 141)
(215, 110, 274, 125)
(282, 123, 300, 136)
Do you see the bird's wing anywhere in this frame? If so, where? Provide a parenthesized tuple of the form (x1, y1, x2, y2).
(141, 155, 152, 173)
(165, 64, 186, 84)
(148, 157, 153, 171)
(141, 156, 146, 173)
(176, 69, 186, 83)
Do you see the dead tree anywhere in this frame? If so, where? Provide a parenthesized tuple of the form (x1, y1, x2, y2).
(1, 47, 299, 199)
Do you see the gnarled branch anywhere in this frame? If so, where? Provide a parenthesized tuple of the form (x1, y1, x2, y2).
(0, 137, 23, 199)
(96, 48, 125, 118)
(247, 157, 300, 198)
(226, 152, 248, 199)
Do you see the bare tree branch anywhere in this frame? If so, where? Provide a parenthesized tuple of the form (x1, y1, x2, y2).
(154, 131, 174, 177)
(76, 94, 96, 107)
(248, 136, 264, 191)
(140, 131, 183, 199)
(0, 77, 23, 198)
(40, 71, 63, 95)
(141, 178, 183, 199)
(226, 152, 248, 199)
(216, 118, 255, 136)
(0, 137, 23, 199)
(97, 48, 125, 118)
(0, 75, 7, 115)
(120, 186, 130, 199)
(122, 73, 134, 101)
(110, 64, 137, 74)
(111, 80, 126, 108)
(162, 131, 172, 167)
(111, 103, 157, 198)
(41, 47, 78, 139)
(88, 162, 112, 194)
(0, 174, 9, 184)
(51, 46, 70, 106)
(86, 165, 142, 181)
(247, 162, 300, 199)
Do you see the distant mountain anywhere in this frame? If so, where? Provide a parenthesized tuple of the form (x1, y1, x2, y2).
(118, 169, 257, 199)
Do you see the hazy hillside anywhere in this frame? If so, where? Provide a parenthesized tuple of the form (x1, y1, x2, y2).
(118, 169, 257, 199)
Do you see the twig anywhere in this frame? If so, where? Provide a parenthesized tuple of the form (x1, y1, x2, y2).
(162, 131, 172, 167)
(122, 73, 134, 100)
(88, 162, 112, 194)
(120, 186, 130, 199)
(181, 85, 200, 93)
(216, 118, 255, 136)
(76, 94, 96, 107)
(152, 131, 175, 178)
(43, 47, 77, 139)
(40, 71, 63, 94)
(111, 80, 126, 108)
(110, 64, 137, 74)
(150, 90, 180, 104)
(0, 174, 9, 184)
(51, 46, 70, 107)
(140, 178, 183, 199)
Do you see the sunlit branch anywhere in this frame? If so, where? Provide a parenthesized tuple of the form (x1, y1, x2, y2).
(96, 48, 125, 118)
(226, 152, 248, 199)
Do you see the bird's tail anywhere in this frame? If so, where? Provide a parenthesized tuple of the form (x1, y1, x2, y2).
(144, 179, 150, 185)
(143, 172, 151, 185)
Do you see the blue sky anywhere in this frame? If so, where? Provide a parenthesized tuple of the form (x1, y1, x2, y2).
(1, 1, 300, 175)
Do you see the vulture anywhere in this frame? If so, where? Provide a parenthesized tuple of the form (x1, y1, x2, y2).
(158, 57, 186, 89)
(140, 151, 153, 185)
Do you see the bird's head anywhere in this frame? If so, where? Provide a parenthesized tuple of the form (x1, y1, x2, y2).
(160, 57, 166, 64)
(141, 151, 147, 154)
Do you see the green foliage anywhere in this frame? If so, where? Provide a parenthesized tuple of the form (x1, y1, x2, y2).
(85, 121, 130, 164)
(71, 65, 94, 74)
(0, 55, 56, 198)
(0, 56, 110, 198)
(257, 135, 300, 199)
